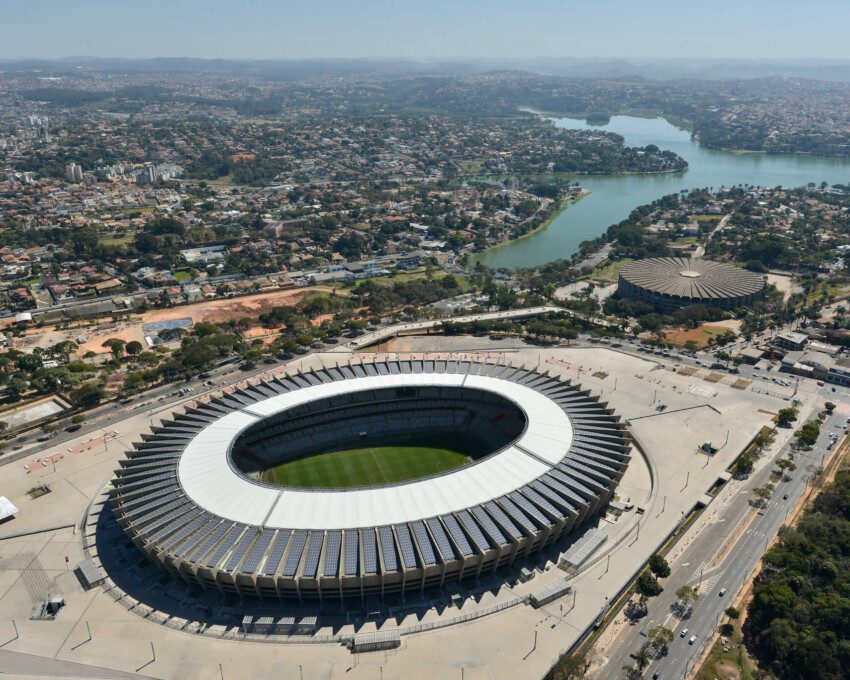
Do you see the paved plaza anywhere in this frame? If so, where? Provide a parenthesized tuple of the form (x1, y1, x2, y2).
(0, 341, 812, 680)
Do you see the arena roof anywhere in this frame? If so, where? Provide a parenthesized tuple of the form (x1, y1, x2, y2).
(618, 257, 764, 301)
(178, 372, 573, 530)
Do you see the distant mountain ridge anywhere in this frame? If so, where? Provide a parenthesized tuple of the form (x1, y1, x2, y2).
(3, 56, 850, 82)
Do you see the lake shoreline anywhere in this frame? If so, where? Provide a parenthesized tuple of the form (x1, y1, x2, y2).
(474, 114, 850, 271)
(470, 189, 591, 265)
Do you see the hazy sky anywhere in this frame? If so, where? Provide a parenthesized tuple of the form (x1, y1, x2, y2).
(4, 0, 850, 60)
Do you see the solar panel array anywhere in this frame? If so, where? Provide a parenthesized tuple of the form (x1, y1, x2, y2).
(323, 531, 342, 577)
(344, 531, 359, 577)
(302, 532, 324, 578)
(394, 524, 418, 569)
(263, 531, 290, 576)
(361, 529, 378, 574)
(282, 530, 308, 578)
(378, 526, 399, 572)
(110, 358, 630, 600)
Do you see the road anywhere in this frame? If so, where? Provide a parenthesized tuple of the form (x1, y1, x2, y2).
(0, 360, 247, 468)
(692, 214, 731, 259)
(1, 305, 571, 469)
(597, 409, 845, 680)
(347, 305, 570, 349)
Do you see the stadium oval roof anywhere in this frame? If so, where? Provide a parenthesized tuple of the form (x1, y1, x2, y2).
(110, 358, 631, 600)
(178, 372, 573, 530)
(618, 257, 764, 301)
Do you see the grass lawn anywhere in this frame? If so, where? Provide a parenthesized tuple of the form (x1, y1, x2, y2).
(588, 258, 633, 284)
(695, 619, 756, 680)
(457, 159, 486, 174)
(97, 233, 135, 246)
(352, 270, 471, 291)
(173, 270, 193, 283)
(671, 236, 698, 246)
(264, 445, 471, 488)
(208, 174, 234, 185)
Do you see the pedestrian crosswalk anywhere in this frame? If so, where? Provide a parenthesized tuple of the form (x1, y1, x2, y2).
(689, 561, 709, 583)
(687, 561, 723, 595)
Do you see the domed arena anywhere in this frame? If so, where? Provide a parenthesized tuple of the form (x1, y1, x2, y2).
(617, 257, 765, 312)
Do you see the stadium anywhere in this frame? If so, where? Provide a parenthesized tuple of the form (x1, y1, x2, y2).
(617, 257, 765, 312)
(110, 358, 630, 602)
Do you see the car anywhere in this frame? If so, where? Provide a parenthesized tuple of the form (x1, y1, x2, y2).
(680, 628, 689, 637)
(688, 635, 697, 645)
(652, 672, 661, 679)
(65, 424, 81, 433)
(719, 588, 727, 596)
(783, 493, 789, 500)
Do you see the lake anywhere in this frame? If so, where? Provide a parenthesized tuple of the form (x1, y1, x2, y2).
(473, 115, 850, 270)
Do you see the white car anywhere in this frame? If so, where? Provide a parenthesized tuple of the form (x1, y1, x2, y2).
(679, 628, 689, 638)
(719, 588, 727, 596)
(688, 635, 697, 645)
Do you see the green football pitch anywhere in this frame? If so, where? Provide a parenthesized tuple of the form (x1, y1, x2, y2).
(263, 445, 472, 489)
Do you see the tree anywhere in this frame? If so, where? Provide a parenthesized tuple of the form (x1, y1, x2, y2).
(795, 421, 821, 446)
(621, 664, 641, 680)
(69, 381, 105, 407)
(725, 606, 740, 619)
(735, 454, 755, 476)
(101, 338, 126, 359)
(632, 644, 652, 670)
(744, 470, 850, 680)
(776, 458, 797, 473)
(777, 407, 799, 426)
(647, 626, 674, 655)
(676, 585, 699, 610)
(824, 401, 836, 413)
(192, 322, 220, 338)
(134, 232, 159, 253)
(636, 571, 663, 597)
(552, 649, 594, 680)
(17, 353, 43, 372)
(625, 594, 648, 620)
(648, 554, 671, 578)
(753, 486, 772, 500)
(125, 341, 143, 356)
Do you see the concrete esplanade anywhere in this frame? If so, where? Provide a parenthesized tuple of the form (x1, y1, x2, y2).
(110, 359, 630, 602)
(617, 257, 765, 312)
